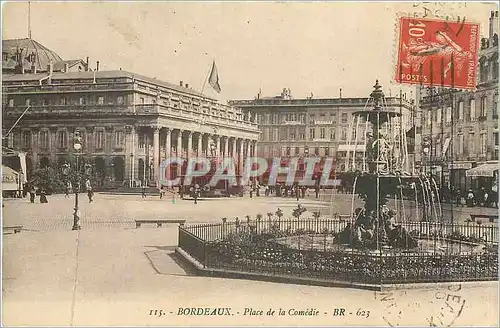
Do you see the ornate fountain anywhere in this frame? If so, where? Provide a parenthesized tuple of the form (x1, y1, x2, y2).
(177, 81, 497, 288)
(337, 80, 441, 251)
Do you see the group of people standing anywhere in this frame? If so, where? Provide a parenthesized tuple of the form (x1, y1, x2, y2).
(457, 187, 498, 208)
(22, 178, 94, 204)
(24, 185, 48, 204)
(254, 182, 321, 200)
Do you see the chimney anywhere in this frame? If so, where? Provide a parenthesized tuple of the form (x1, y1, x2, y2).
(64, 63, 69, 73)
(185, 83, 189, 88)
(46, 62, 54, 84)
(489, 10, 499, 40)
(180, 81, 183, 87)
(86, 57, 89, 71)
(96, 61, 100, 72)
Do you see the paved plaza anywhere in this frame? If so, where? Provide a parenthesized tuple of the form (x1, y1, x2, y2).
(2, 194, 499, 326)
(3, 192, 497, 232)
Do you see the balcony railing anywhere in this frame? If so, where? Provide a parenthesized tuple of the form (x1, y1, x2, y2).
(3, 104, 134, 117)
(282, 120, 303, 125)
(229, 97, 412, 108)
(3, 82, 132, 94)
(135, 104, 259, 130)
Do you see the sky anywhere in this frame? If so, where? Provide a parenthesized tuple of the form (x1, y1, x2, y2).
(2, 1, 497, 102)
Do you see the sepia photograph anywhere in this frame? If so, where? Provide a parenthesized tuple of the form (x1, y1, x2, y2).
(1, 1, 499, 326)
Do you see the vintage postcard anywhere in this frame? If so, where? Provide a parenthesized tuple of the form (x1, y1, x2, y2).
(2, 1, 499, 327)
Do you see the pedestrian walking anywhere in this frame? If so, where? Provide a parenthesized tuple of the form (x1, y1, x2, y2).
(466, 189, 475, 207)
(65, 181, 72, 198)
(193, 183, 200, 204)
(39, 189, 48, 203)
(142, 184, 147, 198)
(29, 186, 36, 203)
(86, 179, 93, 203)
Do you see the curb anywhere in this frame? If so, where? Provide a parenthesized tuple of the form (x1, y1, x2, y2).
(175, 248, 498, 291)
(175, 247, 382, 291)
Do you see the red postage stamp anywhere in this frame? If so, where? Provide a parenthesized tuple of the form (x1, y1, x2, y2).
(395, 16, 479, 89)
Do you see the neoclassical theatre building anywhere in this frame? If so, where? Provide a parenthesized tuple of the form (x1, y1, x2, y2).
(2, 38, 260, 188)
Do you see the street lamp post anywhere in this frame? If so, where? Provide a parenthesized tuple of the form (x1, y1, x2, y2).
(72, 130, 83, 230)
(422, 138, 431, 176)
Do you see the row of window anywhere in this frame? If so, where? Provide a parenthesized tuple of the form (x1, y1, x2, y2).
(264, 127, 378, 142)
(427, 132, 498, 156)
(284, 147, 328, 156)
(425, 95, 498, 125)
(7, 95, 123, 107)
(13, 130, 125, 150)
(7, 95, 246, 121)
(258, 112, 352, 124)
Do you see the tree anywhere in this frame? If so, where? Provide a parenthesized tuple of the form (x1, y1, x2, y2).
(292, 204, 307, 219)
(29, 167, 65, 194)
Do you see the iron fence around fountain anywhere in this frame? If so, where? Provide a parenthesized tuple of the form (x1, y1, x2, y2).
(178, 217, 498, 285)
(180, 217, 498, 244)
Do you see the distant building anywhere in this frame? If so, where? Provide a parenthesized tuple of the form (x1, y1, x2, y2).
(418, 11, 499, 192)
(229, 85, 416, 173)
(2, 38, 89, 74)
(2, 39, 260, 188)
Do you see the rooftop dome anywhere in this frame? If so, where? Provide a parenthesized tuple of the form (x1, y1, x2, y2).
(2, 38, 63, 72)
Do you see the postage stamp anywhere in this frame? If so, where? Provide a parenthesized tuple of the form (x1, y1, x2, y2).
(395, 16, 480, 89)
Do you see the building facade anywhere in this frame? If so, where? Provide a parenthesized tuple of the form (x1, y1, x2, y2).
(229, 85, 416, 172)
(2, 39, 260, 188)
(418, 11, 499, 192)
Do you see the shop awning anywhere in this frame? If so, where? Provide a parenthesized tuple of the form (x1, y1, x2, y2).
(2, 165, 20, 191)
(466, 162, 499, 177)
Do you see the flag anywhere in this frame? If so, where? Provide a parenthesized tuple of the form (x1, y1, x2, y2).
(208, 61, 221, 93)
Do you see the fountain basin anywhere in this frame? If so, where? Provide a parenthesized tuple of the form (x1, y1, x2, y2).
(272, 234, 487, 255)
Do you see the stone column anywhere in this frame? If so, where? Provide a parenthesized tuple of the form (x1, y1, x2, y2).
(198, 133, 203, 157)
(164, 128, 171, 184)
(153, 127, 160, 185)
(187, 131, 193, 159)
(232, 138, 237, 158)
(177, 130, 183, 157)
(238, 139, 245, 173)
(246, 139, 251, 158)
(165, 128, 171, 159)
(177, 130, 183, 176)
(124, 125, 134, 187)
(224, 136, 229, 159)
(215, 135, 221, 158)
